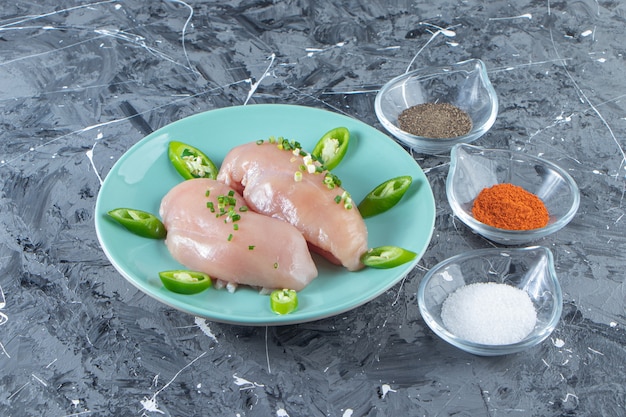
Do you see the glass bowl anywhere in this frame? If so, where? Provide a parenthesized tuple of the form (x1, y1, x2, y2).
(417, 246, 562, 356)
(374, 58, 498, 155)
(446, 143, 580, 245)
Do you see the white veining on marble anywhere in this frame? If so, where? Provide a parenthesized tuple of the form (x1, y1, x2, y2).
(140, 352, 207, 415)
(0, 1, 624, 415)
(391, 275, 408, 306)
(0, 0, 116, 28)
(194, 316, 218, 343)
(265, 326, 272, 374)
(306, 41, 349, 57)
(0, 285, 8, 358)
(166, 0, 199, 76)
(488, 13, 532, 21)
(546, 17, 626, 178)
(1, 81, 246, 168)
(587, 347, 604, 356)
(244, 53, 276, 105)
(233, 374, 265, 391)
(405, 23, 458, 73)
(85, 143, 104, 185)
(31, 373, 48, 387)
(7, 382, 30, 400)
(381, 384, 397, 399)
(0, 34, 109, 67)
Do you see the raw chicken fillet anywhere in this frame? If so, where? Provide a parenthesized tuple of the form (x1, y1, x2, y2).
(218, 141, 368, 271)
(160, 178, 318, 291)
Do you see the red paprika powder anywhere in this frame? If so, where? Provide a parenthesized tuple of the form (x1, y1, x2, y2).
(472, 183, 549, 230)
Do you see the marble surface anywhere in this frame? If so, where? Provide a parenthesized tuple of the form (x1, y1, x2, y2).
(0, 1, 625, 416)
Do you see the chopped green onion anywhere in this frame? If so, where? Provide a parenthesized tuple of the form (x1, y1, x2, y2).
(323, 173, 342, 189)
(332, 191, 353, 210)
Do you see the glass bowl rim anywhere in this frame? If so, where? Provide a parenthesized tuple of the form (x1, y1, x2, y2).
(374, 58, 499, 145)
(417, 245, 563, 355)
(446, 143, 581, 238)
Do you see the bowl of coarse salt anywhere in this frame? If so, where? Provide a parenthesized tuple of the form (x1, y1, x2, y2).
(417, 246, 562, 356)
(374, 58, 498, 155)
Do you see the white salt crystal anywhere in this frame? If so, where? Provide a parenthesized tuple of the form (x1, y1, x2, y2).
(441, 282, 537, 345)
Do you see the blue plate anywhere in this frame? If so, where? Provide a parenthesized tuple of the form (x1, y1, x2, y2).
(95, 104, 435, 325)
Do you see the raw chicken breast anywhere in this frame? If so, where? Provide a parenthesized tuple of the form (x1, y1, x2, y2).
(217, 140, 368, 271)
(160, 178, 318, 291)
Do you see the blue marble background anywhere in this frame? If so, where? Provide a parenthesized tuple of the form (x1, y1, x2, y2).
(0, 1, 624, 416)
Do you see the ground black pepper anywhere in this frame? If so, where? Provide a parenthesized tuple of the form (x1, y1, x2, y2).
(398, 102, 472, 138)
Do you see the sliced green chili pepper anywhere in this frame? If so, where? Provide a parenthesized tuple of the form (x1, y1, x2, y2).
(270, 289, 298, 315)
(158, 270, 212, 294)
(168, 141, 218, 180)
(357, 175, 412, 218)
(360, 246, 417, 269)
(311, 127, 350, 171)
(107, 208, 167, 239)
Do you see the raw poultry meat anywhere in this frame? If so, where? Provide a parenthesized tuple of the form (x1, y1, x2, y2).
(160, 178, 318, 291)
(217, 140, 368, 271)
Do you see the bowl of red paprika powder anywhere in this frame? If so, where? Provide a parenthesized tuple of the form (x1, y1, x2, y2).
(446, 144, 580, 245)
(374, 59, 498, 155)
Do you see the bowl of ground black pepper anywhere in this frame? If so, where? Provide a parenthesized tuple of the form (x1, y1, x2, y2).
(374, 59, 498, 155)
(446, 144, 580, 245)
(417, 246, 563, 356)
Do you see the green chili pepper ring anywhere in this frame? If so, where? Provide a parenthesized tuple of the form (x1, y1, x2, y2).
(360, 246, 417, 269)
(168, 141, 218, 180)
(158, 270, 212, 294)
(107, 208, 167, 239)
(357, 175, 412, 218)
(270, 289, 299, 315)
(311, 127, 350, 171)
